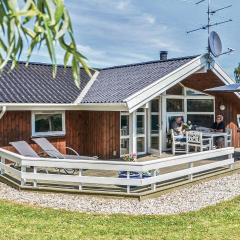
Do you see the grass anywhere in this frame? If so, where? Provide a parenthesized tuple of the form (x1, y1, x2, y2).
(1, 197, 240, 240)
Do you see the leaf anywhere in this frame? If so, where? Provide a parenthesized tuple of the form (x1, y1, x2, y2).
(54, 0, 64, 23)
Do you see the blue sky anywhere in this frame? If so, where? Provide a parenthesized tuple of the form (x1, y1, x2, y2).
(30, 0, 239, 78)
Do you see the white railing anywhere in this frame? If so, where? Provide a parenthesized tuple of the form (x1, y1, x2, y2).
(0, 147, 234, 194)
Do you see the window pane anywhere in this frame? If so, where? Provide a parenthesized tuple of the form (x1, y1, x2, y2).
(121, 139, 129, 155)
(151, 115, 159, 134)
(166, 84, 183, 95)
(187, 114, 214, 128)
(137, 137, 145, 153)
(151, 99, 159, 112)
(186, 89, 207, 96)
(187, 99, 214, 112)
(167, 99, 184, 112)
(137, 115, 144, 134)
(151, 136, 159, 150)
(121, 115, 129, 136)
(137, 108, 144, 112)
(35, 114, 62, 133)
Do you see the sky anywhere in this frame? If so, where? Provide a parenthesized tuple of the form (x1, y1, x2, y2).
(29, 0, 240, 78)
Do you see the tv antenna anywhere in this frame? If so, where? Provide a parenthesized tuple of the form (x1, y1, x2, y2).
(187, 0, 234, 58)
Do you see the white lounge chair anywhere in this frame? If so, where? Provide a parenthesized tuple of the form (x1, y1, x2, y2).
(32, 137, 98, 160)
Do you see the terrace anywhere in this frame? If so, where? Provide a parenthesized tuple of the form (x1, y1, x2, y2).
(0, 146, 237, 199)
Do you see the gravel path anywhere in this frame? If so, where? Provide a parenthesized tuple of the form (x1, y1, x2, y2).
(1, 173, 240, 215)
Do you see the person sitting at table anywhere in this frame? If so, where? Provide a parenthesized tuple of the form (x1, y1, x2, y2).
(171, 116, 186, 141)
(211, 115, 225, 148)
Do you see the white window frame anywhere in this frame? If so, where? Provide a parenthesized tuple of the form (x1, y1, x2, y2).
(31, 111, 66, 137)
(162, 85, 215, 150)
(237, 114, 240, 128)
(120, 112, 130, 156)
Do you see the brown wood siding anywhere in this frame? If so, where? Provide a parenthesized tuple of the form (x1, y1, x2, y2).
(0, 110, 120, 159)
(183, 70, 240, 147)
(65, 111, 120, 159)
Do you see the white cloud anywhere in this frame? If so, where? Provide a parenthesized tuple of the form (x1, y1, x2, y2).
(116, 0, 131, 10)
(144, 14, 156, 25)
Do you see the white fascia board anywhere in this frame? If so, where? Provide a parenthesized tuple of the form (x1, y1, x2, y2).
(0, 103, 128, 111)
(125, 54, 207, 113)
(74, 70, 99, 104)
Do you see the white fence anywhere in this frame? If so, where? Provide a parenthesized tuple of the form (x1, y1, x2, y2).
(0, 147, 235, 195)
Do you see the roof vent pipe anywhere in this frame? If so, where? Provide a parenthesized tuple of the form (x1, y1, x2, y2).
(160, 51, 168, 61)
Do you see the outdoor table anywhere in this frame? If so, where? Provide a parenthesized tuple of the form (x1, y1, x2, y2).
(201, 132, 228, 149)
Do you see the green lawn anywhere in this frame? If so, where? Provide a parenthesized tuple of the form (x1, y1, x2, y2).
(1, 197, 240, 240)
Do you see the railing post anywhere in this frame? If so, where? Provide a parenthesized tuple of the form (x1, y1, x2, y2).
(0, 157, 5, 175)
(79, 169, 83, 191)
(151, 170, 157, 191)
(228, 153, 234, 170)
(188, 162, 193, 181)
(33, 166, 37, 188)
(127, 171, 130, 194)
(21, 166, 26, 187)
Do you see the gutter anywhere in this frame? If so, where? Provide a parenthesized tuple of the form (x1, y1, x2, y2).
(0, 106, 6, 119)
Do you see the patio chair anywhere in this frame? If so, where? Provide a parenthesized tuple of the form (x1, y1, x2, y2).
(171, 129, 187, 155)
(32, 137, 98, 160)
(9, 141, 48, 173)
(226, 128, 232, 147)
(186, 131, 212, 152)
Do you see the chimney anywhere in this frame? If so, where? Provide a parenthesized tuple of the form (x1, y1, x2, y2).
(160, 51, 168, 61)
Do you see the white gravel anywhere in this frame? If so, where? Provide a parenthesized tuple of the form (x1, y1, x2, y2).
(1, 173, 240, 215)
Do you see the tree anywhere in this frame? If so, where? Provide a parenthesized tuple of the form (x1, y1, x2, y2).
(0, 0, 91, 87)
(235, 64, 240, 83)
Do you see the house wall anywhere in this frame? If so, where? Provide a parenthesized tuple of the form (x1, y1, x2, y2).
(0, 110, 120, 159)
(182, 70, 240, 148)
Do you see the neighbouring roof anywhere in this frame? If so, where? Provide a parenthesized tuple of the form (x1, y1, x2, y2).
(0, 62, 92, 103)
(81, 55, 198, 103)
(0, 55, 198, 104)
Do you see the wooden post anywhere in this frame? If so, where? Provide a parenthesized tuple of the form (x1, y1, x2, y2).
(79, 169, 83, 191)
(0, 157, 5, 175)
(21, 166, 26, 186)
(127, 171, 130, 194)
(188, 162, 193, 181)
(228, 154, 234, 170)
(151, 170, 157, 191)
(33, 166, 37, 188)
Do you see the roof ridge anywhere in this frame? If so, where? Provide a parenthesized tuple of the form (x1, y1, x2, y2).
(101, 55, 200, 71)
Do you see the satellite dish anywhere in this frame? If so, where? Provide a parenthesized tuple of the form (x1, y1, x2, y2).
(209, 31, 222, 57)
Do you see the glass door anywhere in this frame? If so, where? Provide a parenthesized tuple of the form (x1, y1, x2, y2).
(149, 99, 160, 154)
(136, 108, 147, 155)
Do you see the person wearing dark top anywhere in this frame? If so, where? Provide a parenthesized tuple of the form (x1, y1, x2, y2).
(211, 115, 225, 148)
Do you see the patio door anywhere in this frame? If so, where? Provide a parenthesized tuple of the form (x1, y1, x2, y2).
(136, 109, 147, 155)
(149, 98, 161, 154)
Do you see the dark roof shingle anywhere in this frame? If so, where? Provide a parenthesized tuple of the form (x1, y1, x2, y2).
(0, 62, 92, 103)
(81, 55, 198, 103)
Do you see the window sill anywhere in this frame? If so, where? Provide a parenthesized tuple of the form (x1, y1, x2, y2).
(31, 133, 66, 138)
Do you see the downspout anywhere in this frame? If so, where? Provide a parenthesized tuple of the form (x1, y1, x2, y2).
(0, 106, 6, 120)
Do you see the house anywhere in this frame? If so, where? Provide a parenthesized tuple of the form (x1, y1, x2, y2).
(0, 52, 239, 160)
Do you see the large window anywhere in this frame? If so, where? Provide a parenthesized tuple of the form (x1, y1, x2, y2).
(150, 99, 160, 151)
(32, 112, 65, 137)
(165, 87, 215, 132)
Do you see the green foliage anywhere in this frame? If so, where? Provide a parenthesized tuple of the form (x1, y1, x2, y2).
(0, 0, 91, 87)
(234, 63, 240, 83)
(1, 197, 240, 239)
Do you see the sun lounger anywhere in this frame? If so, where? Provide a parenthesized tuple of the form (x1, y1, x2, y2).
(32, 138, 98, 160)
